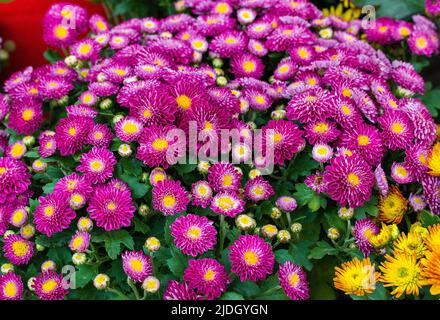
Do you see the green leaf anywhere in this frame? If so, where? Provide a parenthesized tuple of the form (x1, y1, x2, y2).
(422, 89, 440, 118)
(133, 217, 150, 234)
(94, 230, 134, 259)
(174, 163, 197, 175)
(293, 183, 315, 207)
(289, 240, 314, 271)
(355, 195, 379, 218)
(275, 249, 294, 264)
(309, 241, 338, 260)
(42, 181, 57, 194)
(120, 174, 149, 199)
(220, 292, 245, 300)
(47, 247, 72, 265)
(75, 265, 98, 288)
(166, 248, 187, 277)
(232, 280, 260, 298)
(420, 210, 440, 227)
(43, 49, 63, 63)
(354, 0, 424, 19)
(289, 153, 319, 180)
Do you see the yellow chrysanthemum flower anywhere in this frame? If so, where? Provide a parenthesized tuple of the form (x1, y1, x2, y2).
(425, 224, 440, 252)
(334, 257, 379, 296)
(379, 253, 423, 298)
(409, 223, 429, 242)
(420, 250, 440, 296)
(322, 0, 361, 22)
(393, 232, 426, 259)
(427, 142, 440, 176)
(367, 223, 392, 249)
(378, 186, 408, 224)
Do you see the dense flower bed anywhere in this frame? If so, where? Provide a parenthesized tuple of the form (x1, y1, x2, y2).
(0, 0, 440, 300)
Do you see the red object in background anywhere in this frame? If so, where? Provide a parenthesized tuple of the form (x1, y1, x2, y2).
(0, 0, 105, 82)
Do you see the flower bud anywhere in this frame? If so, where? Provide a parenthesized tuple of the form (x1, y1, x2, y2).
(212, 58, 223, 68)
(1, 263, 14, 274)
(145, 237, 161, 252)
(390, 224, 400, 240)
(41, 260, 56, 272)
(338, 207, 354, 220)
(23, 135, 36, 147)
(290, 222, 303, 234)
(112, 114, 124, 124)
(271, 109, 286, 120)
(32, 159, 48, 173)
(216, 76, 227, 86)
(235, 214, 256, 231)
(4, 230, 14, 237)
(69, 193, 86, 210)
(72, 252, 87, 266)
(36, 244, 45, 252)
(140, 172, 149, 183)
(277, 230, 291, 243)
(27, 277, 36, 291)
(248, 169, 261, 179)
(57, 95, 69, 107)
(327, 227, 340, 240)
(77, 217, 93, 232)
(261, 224, 278, 239)
(142, 276, 160, 293)
(0, 49, 9, 61)
(20, 224, 35, 239)
(270, 207, 282, 220)
(94, 274, 110, 290)
(96, 72, 106, 82)
(197, 161, 210, 174)
(64, 55, 78, 68)
(118, 144, 133, 157)
(138, 204, 151, 217)
(99, 98, 113, 110)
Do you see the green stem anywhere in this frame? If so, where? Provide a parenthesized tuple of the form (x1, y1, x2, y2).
(107, 287, 129, 300)
(127, 278, 141, 300)
(219, 215, 226, 255)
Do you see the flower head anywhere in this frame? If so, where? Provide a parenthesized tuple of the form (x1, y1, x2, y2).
(3, 234, 34, 265)
(278, 262, 309, 300)
(122, 250, 153, 283)
(152, 180, 189, 216)
(33, 271, 68, 300)
(334, 257, 379, 296)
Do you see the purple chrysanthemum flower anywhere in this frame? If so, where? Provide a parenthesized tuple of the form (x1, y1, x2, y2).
(152, 180, 190, 216)
(312, 143, 333, 163)
(8, 98, 43, 135)
(391, 162, 413, 184)
(3, 234, 34, 265)
(77, 147, 116, 184)
(122, 250, 153, 283)
(275, 196, 298, 213)
(391, 61, 425, 94)
(378, 109, 414, 151)
(210, 192, 245, 218)
(278, 261, 309, 300)
(229, 235, 274, 282)
(274, 58, 296, 81)
(208, 163, 242, 193)
(0, 272, 23, 300)
(33, 271, 68, 300)
(86, 124, 113, 148)
(405, 144, 430, 182)
(115, 116, 143, 142)
(0, 157, 31, 204)
(304, 120, 340, 145)
(191, 181, 213, 208)
(183, 258, 230, 300)
(68, 231, 91, 253)
(409, 193, 427, 212)
(286, 87, 332, 123)
(55, 116, 94, 156)
(305, 172, 328, 193)
(210, 30, 248, 58)
(34, 193, 76, 237)
(163, 280, 199, 300)
(244, 176, 275, 202)
(400, 98, 437, 146)
(87, 183, 135, 231)
(422, 176, 440, 215)
(170, 214, 217, 257)
(266, 24, 315, 52)
(324, 154, 375, 208)
(353, 218, 379, 257)
(230, 53, 264, 79)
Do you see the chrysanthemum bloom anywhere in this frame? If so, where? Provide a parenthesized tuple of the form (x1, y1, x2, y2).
(400, 98, 437, 146)
(378, 186, 408, 225)
(55, 116, 94, 156)
(393, 232, 426, 259)
(259, 120, 305, 166)
(85, 124, 112, 148)
(191, 181, 213, 208)
(152, 180, 189, 216)
(34, 193, 76, 237)
(338, 123, 385, 167)
(230, 53, 264, 79)
(209, 30, 248, 58)
(266, 23, 315, 52)
(6, 141, 27, 160)
(87, 183, 135, 231)
(163, 280, 199, 300)
(77, 147, 116, 184)
(391, 162, 413, 184)
(183, 258, 230, 299)
(305, 172, 328, 193)
(422, 176, 440, 215)
(33, 271, 68, 300)
(207, 163, 242, 193)
(137, 125, 183, 169)
(312, 143, 333, 163)
(286, 87, 332, 123)
(244, 176, 274, 202)
(324, 154, 374, 208)
(121, 250, 153, 283)
(426, 0, 440, 16)
(68, 231, 91, 253)
(114, 116, 143, 142)
(43, 19, 78, 48)
(149, 167, 168, 187)
(278, 261, 309, 300)
(408, 28, 438, 57)
(290, 45, 315, 66)
(275, 196, 298, 213)
(129, 87, 176, 126)
(425, 224, 440, 251)
(241, 88, 272, 111)
(364, 17, 396, 45)
(0, 272, 23, 300)
(170, 214, 217, 257)
(409, 194, 426, 212)
(7, 98, 43, 135)
(89, 14, 110, 34)
(421, 250, 440, 296)
(229, 235, 274, 282)
(391, 61, 425, 95)
(210, 192, 245, 218)
(0, 157, 31, 203)
(379, 252, 423, 298)
(354, 218, 379, 257)
(54, 173, 93, 198)
(333, 257, 379, 296)
(378, 109, 414, 151)
(3, 234, 33, 265)
(427, 142, 440, 177)
(9, 206, 28, 227)
(304, 120, 340, 145)
(71, 39, 100, 61)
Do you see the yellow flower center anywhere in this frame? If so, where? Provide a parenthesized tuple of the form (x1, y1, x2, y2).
(72, 236, 84, 249)
(391, 122, 404, 134)
(416, 37, 428, 49)
(107, 202, 116, 210)
(162, 195, 176, 208)
(243, 60, 256, 72)
(176, 94, 192, 110)
(288, 272, 299, 287)
(22, 109, 34, 121)
(78, 44, 91, 55)
(222, 174, 233, 187)
(10, 143, 25, 158)
(341, 105, 352, 115)
(130, 259, 143, 272)
(273, 133, 283, 143)
(244, 251, 259, 266)
(186, 226, 201, 240)
(54, 25, 68, 39)
(347, 173, 360, 187)
(68, 127, 77, 136)
(204, 269, 216, 281)
(357, 135, 370, 146)
(3, 282, 17, 298)
(90, 160, 104, 172)
(217, 196, 235, 210)
(122, 121, 139, 135)
(151, 138, 169, 152)
(44, 205, 54, 217)
(314, 122, 329, 133)
(297, 48, 310, 59)
(342, 88, 352, 98)
(42, 279, 58, 293)
(278, 65, 290, 73)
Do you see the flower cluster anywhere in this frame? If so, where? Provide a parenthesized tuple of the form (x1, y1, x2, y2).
(0, 0, 439, 301)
